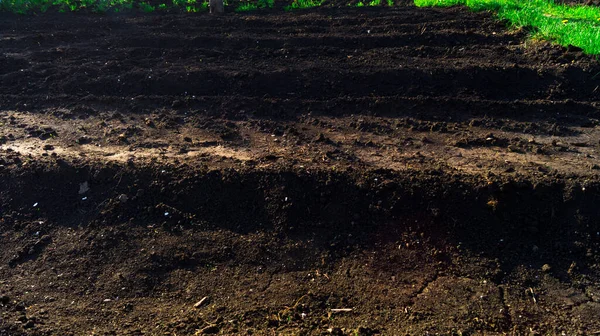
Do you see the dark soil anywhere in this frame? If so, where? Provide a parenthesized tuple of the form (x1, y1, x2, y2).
(1, 4, 600, 335)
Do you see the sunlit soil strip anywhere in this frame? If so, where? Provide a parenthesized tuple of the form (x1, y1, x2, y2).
(414, 0, 600, 54)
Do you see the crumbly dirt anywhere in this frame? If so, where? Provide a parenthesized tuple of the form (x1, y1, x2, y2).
(1, 4, 600, 336)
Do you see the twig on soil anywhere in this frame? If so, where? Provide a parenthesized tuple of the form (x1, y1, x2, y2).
(194, 296, 210, 308)
(330, 308, 353, 313)
(528, 287, 537, 304)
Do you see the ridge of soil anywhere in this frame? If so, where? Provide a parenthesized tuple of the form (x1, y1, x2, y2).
(1, 159, 600, 335)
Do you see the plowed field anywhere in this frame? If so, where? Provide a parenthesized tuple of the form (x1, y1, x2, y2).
(1, 4, 600, 335)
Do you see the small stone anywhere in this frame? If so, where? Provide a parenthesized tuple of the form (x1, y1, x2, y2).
(541, 264, 552, 273)
(79, 182, 90, 195)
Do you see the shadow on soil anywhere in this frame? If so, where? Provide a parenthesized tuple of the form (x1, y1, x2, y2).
(1, 160, 599, 284)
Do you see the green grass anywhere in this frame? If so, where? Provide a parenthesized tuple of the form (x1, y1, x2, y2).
(258, 0, 274, 7)
(414, 0, 600, 54)
(284, 0, 323, 10)
(352, 0, 385, 7)
(235, 2, 258, 11)
(235, 0, 273, 11)
(139, 1, 155, 12)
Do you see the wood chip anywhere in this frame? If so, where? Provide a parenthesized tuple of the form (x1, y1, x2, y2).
(330, 308, 353, 313)
(194, 296, 210, 308)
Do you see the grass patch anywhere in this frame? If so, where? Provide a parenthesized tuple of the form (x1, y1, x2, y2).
(352, 0, 385, 7)
(235, 2, 258, 11)
(258, 0, 274, 7)
(414, 0, 600, 54)
(284, 0, 323, 10)
(235, 0, 273, 11)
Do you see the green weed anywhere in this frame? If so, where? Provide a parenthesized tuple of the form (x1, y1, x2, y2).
(235, 2, 257, 11)
(284, 0, 323, 10)
(258, 0, 274, 7)
(139, 1, 155, 12)
(199, 0, 209, 10)
(235, 0, 272, 11)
